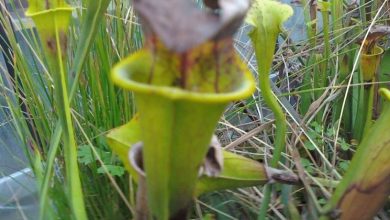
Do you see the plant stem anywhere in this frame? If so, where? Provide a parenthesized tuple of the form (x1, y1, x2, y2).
(259, 185, 272, 220)
(257, 49, 287, 220)
(315, 0, 330, 123)
(300, 0, 317, 115)
(52, 19, 88, 220)
(247, 3, 291, 218)
(362, 84, 374, 136)
(39, 2, 111, 218)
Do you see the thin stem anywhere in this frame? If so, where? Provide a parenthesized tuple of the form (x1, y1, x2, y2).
(363, 84, 374, 136)
(39, 2, 111, 218)
(258, 185, 272, 220)
(257, 53, 287, 220)
(54, 19, 88, 220)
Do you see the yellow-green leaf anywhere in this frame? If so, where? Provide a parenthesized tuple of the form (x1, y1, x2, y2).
(246, 0, 293, 78)
(106, 115, 141, 181)
(324, 88, 390, 219)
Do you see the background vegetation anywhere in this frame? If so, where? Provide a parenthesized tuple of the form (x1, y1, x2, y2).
(0, 0, 389, 219)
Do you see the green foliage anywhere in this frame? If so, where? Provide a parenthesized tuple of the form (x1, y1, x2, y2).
(1, 0, 139, 219)
(25, 0, 88, 219)
(338, 161, 350, 172)
(198, 192, 257, 219)
(78, 145, 97, 165)
(339, 139, 350, 152)
(1, 0, 390, 219)
(303, 122, 350, 153)
(300, 158, 315, 174)
(97, 165, 125, 176)
(78, 145, 111, 165)
(324, 89, 390, 219)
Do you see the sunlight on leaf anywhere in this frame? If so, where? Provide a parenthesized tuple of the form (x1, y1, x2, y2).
(379, 88, 390, 100)
(26, 0, 71, 13)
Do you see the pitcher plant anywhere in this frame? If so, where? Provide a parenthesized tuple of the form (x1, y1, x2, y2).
(108, 0, 298, 219)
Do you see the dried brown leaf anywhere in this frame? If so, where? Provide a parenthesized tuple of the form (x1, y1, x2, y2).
(134, 0, 250, 52)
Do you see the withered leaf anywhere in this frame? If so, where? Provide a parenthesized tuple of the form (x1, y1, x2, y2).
(199, 135, 224, 177)
(134, 0, 250, 52)
(356, 25, 390, 53)
(204, 0, 220, 9)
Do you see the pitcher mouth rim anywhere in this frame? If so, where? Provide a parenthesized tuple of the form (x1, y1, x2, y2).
(362, 45, 384, 57)
(112, 50, 256, 103)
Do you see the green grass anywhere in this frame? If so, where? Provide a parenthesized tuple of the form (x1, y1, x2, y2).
(1, 1, 140, 219)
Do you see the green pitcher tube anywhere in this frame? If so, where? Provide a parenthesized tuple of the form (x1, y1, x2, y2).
(112, 49, 255, 219)
(360, 45, 384, 81)
(322, 88, 390, 220)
